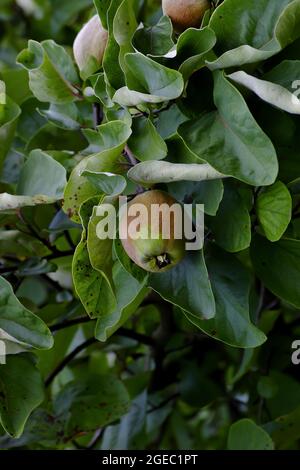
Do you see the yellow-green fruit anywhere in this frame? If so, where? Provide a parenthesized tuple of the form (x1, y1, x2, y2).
(162, 0, 210, 31)
(73, 15, 108, 79)
(120, 190, 186, 273)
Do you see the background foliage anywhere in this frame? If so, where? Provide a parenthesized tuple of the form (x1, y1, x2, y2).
(0, 0, 300, 450)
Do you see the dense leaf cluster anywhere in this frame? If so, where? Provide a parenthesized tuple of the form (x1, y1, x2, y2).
(0, 0, 300, 450)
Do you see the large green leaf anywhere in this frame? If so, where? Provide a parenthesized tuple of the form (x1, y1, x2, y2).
(128, 160, 226, 186)
(265, 406, 300, 449)
(251, 235, 300, 308)
(167, 179, 224, 216)
(93, 0, 111, 30)
(176, 27, 216, 82)
(208, 182, 251, 253)
(0, 230, 49, 257)
(149, 251, 216, 320)
(228, 419, 274, 450)
(228, 71, 300, 115)
(208, 0, 300, 69)
(128, 117, 168, 162)
(72, 198, 116, 318)
(17, 149, 67, 199)
(0, 193, 59, 211)
(0, 354, 45, 438)
(113, 0, 137, 73)
(53, 374, 130, 436)
(132, 16, 174, 57)
(17, 40, 79, 104)
(256, 181, 292, 242)
(0, 276, 53, 350)
(113, 53, 184, 106)
(178, 72, 278, 186)
(102, 0, 124, 91)
(95, 260, 148, 341)
(0, 81, 21, 172)
(185, 245, 266, 348)
(63, 120, 131, 223)
(87, 203, 116, 283)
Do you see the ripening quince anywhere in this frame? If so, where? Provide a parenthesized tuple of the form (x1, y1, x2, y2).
(119, 190, 186, 273)
(73, 15, 108, 80)
(162, 0, 210, 31)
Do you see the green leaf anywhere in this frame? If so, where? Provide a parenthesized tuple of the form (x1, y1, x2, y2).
(103, 0, 125, 91)
(38, 103, 80, 130)
(257, 376, 279, 400)
(228, 419, 274, 450)
(95, 260, 148, 341)
(72, 198, 116, 318)
(208, 182, 251, 252)
(132, 16, 174, 57)
(208, 0, 300, 70)
(113, 0, 137, 74)
(149, 251, 216, 320)
(113, 236, 149, 285)
(63, 120, 131, 223)
(265, 406, 300, 449)
(0, 354, 45, 438)
(167, 180, 224, 216)
(178, 72, 278, 186)
(263, 60, 300, 91)
(128, 160, 226, 186)
(83, 171, 127, 196)
(0, 230, 50, 257)
(256, 181, 292, 241)
(176, 27, 216, 82)
(1, 68, 31, 105)
(0, 193, 59, 212)
(0, 81, 21, 172)
(128, 117, 168, 162)
(185, 245, 266, 348)
(0, 276, 53, 349)
(251, 235, 300, 308)
(101, 391, 147, 450)
(93, 0, 111, 30)
(113, 52, 184, 106)
(87, 204, 115, 283)
(156, 104, 188, 140)
(17, 40, 79, 104)
(54, 374, 130, 435)
(228, 71, 300, 115)
(17, 149, 67, 199)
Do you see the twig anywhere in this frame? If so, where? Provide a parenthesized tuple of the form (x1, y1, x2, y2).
(51, 316, 93, 332)
(17, 209, 53, 253)
(93, 102, 103, 128)
(63, 230, 76, 250)
(147, 392, 179, 414)
(117, 327, 156, 347)
(45, 337, 97, 387)
(254, 283, 265, 323)
(123, 144, 138, 166)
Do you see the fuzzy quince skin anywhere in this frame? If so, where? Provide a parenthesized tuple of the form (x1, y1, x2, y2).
(120, 190, 186, 273)
(162, 0, 210, 31)
(73, 15, 108, 79)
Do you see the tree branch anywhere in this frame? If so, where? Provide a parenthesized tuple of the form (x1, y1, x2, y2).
(45, 337, 97, 387)
(117, 327, 156, 347)
(50, 316, 93, 332)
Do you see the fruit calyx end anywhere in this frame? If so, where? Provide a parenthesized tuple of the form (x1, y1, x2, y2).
(156, 253, 171, 269)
